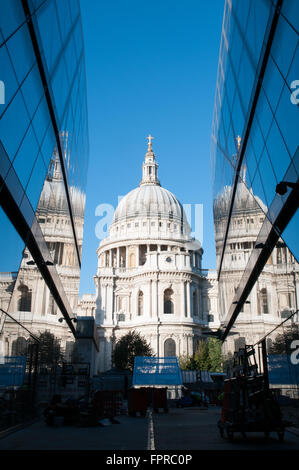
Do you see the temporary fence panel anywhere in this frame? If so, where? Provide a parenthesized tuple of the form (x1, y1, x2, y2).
(132, 356, 182, 386)
(181, 370, 214, 383)
(0, 356, 27, 387)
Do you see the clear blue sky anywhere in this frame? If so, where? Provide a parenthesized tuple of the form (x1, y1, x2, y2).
(79, 0, 224, 295)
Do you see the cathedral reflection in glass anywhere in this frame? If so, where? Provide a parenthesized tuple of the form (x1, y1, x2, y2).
(211, 0, 299, 357)
(0, 0, 89, 380)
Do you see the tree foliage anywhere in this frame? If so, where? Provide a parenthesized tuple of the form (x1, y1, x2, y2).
(268, 326, 299, 354)
(179, 338, 223, 372)
(112, 331, 153, 371)
(35, 331, 64, 366)
(207, 337, 223, 372)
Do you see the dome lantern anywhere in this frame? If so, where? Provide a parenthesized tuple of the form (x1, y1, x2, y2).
(140, 134, 160, 186)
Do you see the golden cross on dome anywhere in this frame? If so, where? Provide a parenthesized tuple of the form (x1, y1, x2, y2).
(146, 134, 154, 150)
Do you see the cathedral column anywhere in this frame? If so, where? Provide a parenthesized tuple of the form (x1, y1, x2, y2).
(152, 279, 158, 319)
(129, 292, 132, 320)
(101, 283, 107, 321)
(116, 247, 120, 268)
(149, 280, 152, 318)
(181, 281, 186, 319)
(125, 246, 129, 268)
(106, 282, 114, 324)
(109, 250, 113, 267)
(251, 283, 258, 318)
(183, 334, 189, 356)
(136, 245, 140, 267)
(197, 287, 201, 318)
(105, 334, 113, 371)
(145, 282, 151, 318)
(186, 281, 191, 319)
(199, 288, 203, 320)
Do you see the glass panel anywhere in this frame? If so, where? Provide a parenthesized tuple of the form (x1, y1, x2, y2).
(254, 148, 277, 209)
(51, 59, 69, 126)
(5, 23, 36, 86)
(0, 0, 26, 44)
(0, 90, 30, 164)
(255, 88, 275, 148)
(31, 96, 52, 151)
(35, 0, 62, 76)
(20, 63, 44, 121)
(265, 118, 292, 184)
(281, 0, 299, 42)
(10, 125, 40, 190)
(275, 80, 299, 163)
(245, 0, 271, 70)
(282, 211, 299, 264)
(270, 15, 298, 80)
(262, 56, 285, 118)
(25, 151, 48, 212)
(0, 43, 19, 117)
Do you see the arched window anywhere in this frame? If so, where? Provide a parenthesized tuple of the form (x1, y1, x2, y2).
(193, 290, 198, 316)
(138, 291, 143, 316)
(12, 337, 27, 356)
(164, 288, 174, 314)
(18, 285, 32, 312)
(260, 288, 269, 314)
(164, 338, 176, 356)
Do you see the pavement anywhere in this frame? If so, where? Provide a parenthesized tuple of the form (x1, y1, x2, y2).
(0, 406, 299, 451)
(153, 406, 299, 450)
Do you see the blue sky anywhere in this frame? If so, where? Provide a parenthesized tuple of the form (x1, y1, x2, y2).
(79, 0, 224, 295)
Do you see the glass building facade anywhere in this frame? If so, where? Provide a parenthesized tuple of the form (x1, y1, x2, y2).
(211, 0, 299, 421)
(0, 0, 89, 426)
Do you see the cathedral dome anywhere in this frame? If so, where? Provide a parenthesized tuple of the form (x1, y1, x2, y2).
(109, 136, 191, 240)
(113, 184, 186, 225)
(213, 178, 267, 220)
(38, 155, 86, 218)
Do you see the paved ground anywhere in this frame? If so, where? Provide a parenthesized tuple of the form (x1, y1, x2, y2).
(153, 407, 299, 450)
(0, 406, 299, 450)
(0, 415, 149, 450)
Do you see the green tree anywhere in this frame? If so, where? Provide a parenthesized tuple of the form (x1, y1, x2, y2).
(268, 326, 299, 354)
(35, 331, 64, 366)
(112, 331, 153, 371)
(196, 340, 210, 370)
(179, 338, 223, 372)
(178, 354, 191, 370)
(179, 354, 199, 370)
(208, 337, 223, 372)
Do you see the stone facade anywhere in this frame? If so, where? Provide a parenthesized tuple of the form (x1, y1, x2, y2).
(0, 154, 84, 358)
(78, 138, 220, 373)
